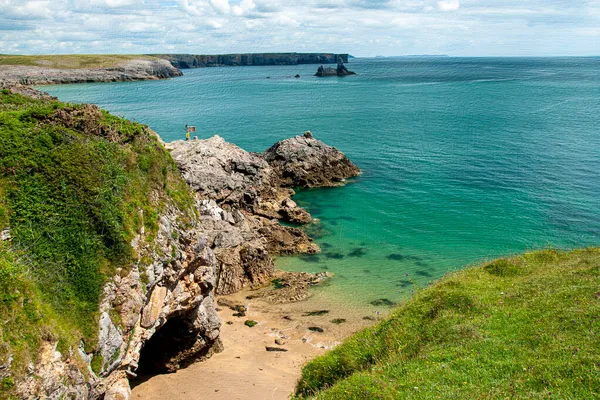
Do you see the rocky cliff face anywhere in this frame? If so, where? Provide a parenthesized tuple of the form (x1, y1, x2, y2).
(0, 58, 182, 85)
(17, 203, 223, 399)
(167, 132, 360, 296)
(1, 85, 359, 400)
(153, 53, 349, 69)
(0, 87, 219, 400)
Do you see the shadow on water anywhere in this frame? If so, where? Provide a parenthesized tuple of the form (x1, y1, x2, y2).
(397, 279, 413, 288)
(324, 252, 345, 260)
(299, 254, 322, 263)
(348, 247, 368, 257)
(387, 253, 423, 262)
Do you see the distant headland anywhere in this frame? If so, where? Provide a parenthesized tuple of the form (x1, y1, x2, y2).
(0, 53, 349, 85)
(152, 53, 349, 69)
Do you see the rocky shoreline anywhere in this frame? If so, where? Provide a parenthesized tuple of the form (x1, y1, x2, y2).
(0, 58, 182, 85)
(0, 53, 352, 85)
(154, 53, 349, 69)
(166, 131, 360, 296)
(0, 84, 361, 400)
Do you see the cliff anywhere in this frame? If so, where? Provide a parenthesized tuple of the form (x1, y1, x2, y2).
(0, 53, 351, 85)
(167, 131, 360, 296)
(0, 86, 219, 399)
(0, 56, 182, 85)
(0, 87, 359, 399)
(152, 53, 349, 69)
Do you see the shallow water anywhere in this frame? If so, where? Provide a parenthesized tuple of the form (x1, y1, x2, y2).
(41, 57, 600, 309)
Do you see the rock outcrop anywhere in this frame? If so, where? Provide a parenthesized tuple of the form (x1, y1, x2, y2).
(0, 58, 182, 85)
(167, 135, 314, 224)
(1, 85, 359, 400)
(13, 197, 223, 400)
(315, 57, 356, 77)
(263, 131, 361, 187)
(167, 132, 359, 296)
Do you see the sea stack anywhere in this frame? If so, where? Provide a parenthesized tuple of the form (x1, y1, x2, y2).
(315, 57, 356, 77)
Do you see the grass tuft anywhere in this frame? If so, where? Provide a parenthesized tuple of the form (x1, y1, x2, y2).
(296, 248, 600, 399)
(0, 90, 195, 393)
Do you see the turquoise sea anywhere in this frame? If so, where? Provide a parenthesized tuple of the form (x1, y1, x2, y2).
(41, 57, 600, 309)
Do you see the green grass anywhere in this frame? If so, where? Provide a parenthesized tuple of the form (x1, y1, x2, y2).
(0, 89, 195, 396)
(296, 248, 600, 399)
(0, 55, 156, 69)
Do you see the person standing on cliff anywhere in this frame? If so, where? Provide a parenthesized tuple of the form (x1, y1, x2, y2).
(185, 124, 190, 141)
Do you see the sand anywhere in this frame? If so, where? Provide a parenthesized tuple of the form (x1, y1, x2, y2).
(131, 289, 379, 399)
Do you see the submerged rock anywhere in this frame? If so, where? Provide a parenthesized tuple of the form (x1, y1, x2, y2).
(370, 298, 397, 307)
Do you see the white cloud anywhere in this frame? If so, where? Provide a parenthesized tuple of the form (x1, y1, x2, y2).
(210, 0, 229, 14)
(0, 0, 598, 56)
(90, 0, 141, 7)
(232, 0, 255, 16)
(437, 0, 459, 11)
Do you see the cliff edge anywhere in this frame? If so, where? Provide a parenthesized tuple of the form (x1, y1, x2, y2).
(167, 132, 360, 296)
(0, 56, 182, 85)
(0, 86, 359, 399)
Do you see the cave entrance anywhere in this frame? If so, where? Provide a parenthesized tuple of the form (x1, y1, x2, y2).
(131, 314, 200, 386)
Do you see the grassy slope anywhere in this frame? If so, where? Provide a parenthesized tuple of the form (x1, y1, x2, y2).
(297, 249, 600, 399)
(0, 55, 156, 69)
(0, 89, 194, 396)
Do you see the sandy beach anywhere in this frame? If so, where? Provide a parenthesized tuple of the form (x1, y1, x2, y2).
(131, 288, 378, 400)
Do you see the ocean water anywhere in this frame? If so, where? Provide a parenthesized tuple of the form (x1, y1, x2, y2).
(40, 57, 600, 309)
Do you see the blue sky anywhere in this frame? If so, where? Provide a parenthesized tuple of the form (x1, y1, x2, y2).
(0, 0, 598, 56)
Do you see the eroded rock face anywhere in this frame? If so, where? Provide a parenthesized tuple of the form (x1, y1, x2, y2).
(315, 58, 356, 77)
(11, 124, 358, 400)
(168, 136, 314, 225)
(167, 133, 359, 296)
(196, 199, 318, 295)
(0, 59, 182, 85)
(16, 202, 223, 399)
(263, 131, 361, 187)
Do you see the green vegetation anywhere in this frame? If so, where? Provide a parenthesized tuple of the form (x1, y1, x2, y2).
(0, 54, 156, 69)
(297, 248, 600, 399)
(0, 89, 195, 395)
(245, 320, 258, 328)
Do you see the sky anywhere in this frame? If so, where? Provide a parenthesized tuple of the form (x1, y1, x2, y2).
(0, 0, 599, 57)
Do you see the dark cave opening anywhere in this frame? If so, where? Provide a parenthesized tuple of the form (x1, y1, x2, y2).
(131, 314, 199, 385)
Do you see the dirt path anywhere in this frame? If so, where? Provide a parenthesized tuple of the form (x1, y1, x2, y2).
(131, 290, 376, 399)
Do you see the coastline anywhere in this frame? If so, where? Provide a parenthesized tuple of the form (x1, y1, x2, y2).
(0, 53, 350, 85)
(131, 286, 378, 399)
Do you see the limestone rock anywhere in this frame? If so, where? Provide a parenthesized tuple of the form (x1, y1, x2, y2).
(0, 58, 182, 85)
(166, 133, 357, 296)
(104, 377, 131, 400)
(263, 132, 360, 187)
(141, 286, 168, 328)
